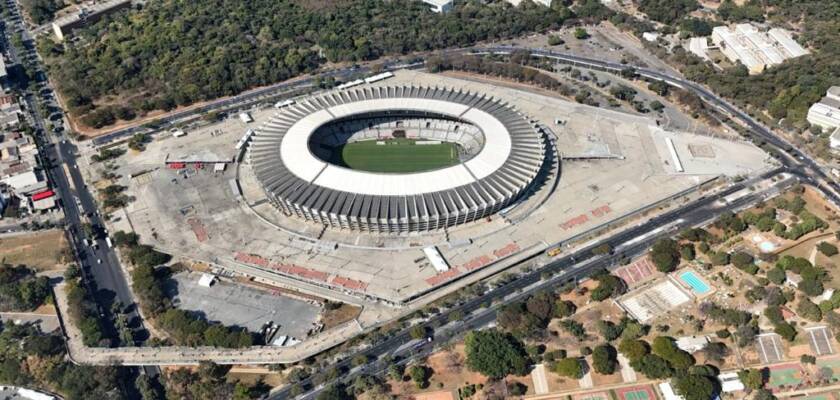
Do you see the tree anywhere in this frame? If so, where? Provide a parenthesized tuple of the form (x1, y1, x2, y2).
(801, 354, 817, 364)
(619, 338, 649, 362)
(650, 239, 680, 272)
(797, 298, 822, 322)
(388, 364, 405, 381)
(555, 300, 577, 318)
(767, 267, 786, 285)
(817, 242, 838, 256)
(409, 325, 429, 340)
(731, 251, 757, 274)
(738, 368, 766, 390)
(672, 374, 716, 400)
(590, 273, 625, 301)
(408, 365, 430, 389)
(652, 336, 695, 369)
(464, 329, 530, 379)
(592, 344, 618, 374)
(574, 28, 590, 39)
(553, 357, 583, 378)
(631, 354, 673, 379)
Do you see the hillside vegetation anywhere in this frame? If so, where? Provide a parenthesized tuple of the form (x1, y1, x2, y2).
(40, 0, 572, 128)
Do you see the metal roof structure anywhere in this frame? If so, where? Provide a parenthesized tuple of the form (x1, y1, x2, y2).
(250, 86, 546, 233)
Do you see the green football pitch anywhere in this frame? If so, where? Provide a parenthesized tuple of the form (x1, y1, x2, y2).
(335, 139, 459, 173)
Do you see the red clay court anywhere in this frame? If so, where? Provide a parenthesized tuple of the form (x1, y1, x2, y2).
(614, 257, 656, 286)
(615, 385, 657, 400)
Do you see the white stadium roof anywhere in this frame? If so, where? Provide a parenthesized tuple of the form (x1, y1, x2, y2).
(249, 86, 545, 233)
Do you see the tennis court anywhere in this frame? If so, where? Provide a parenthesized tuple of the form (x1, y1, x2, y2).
(614, 257, 656, 286)
(767, 363, 804, 389)
(615, 385, 656, 400)
(757, 333, 785, 364)
(336, 138, 459, 173)
(807, 326, 835, 356)
(572, 391, 610, 400)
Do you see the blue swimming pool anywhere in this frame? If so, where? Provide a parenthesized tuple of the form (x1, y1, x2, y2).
(679, 270, 711, 295)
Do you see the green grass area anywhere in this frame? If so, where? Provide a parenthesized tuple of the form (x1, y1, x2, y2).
(335, 138, 459, 173)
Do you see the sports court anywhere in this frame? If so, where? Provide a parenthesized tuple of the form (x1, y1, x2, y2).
(797, 392, 840, 400)
(336, 138, 459, 173)
(615, 385, 656, 400)
(816, 359, 840, 379)
(767, 363, 805, 389)
(613, 256, 656, 286)
(807, 326, 835, 356)
(572, 391, 611, 400)
(757, 333, 785, 364)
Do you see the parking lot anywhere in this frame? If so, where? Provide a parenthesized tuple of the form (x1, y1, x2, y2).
(164, 271, 322, 339)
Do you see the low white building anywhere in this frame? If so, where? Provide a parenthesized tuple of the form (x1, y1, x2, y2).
(687, 37, 711, 61)
(198, 273, 217, 287)
(658, 382, 685, 400)
(719, 372, 745, 393)
(808, 86, 840, 133)
(421, 0, 453, 13)
(238, 112, 253, 124)
(642, 32, 660, 42)
(711, 24, 809, 74)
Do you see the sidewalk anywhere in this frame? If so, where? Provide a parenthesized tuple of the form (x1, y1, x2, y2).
(54, 283, 367, 365)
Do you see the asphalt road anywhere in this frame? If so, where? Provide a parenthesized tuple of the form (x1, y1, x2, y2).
(1, 0, 158, 380)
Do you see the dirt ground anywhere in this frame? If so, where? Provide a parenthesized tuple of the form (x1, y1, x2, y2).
(321, 303, 362, 330)
(0, 230, 69, 270)
(389, 345, 492, 398)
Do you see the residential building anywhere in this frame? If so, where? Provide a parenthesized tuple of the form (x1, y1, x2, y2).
(0, 132, 53, 214)
(506, 0, 552, 7)
(52, 0, 132, 41)
(808, 86, 840, 132)
(421, 0, 453, 13)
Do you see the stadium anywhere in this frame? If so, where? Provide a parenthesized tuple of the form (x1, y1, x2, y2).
(249, 86, 547, 233)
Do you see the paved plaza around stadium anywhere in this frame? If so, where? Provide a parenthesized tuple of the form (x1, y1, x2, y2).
(105, 69, 775, 339)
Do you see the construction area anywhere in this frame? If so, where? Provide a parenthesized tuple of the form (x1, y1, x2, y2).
(81, 69, 776, 351)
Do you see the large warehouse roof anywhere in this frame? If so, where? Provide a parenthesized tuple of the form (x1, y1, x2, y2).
(249, 86, 546, 233)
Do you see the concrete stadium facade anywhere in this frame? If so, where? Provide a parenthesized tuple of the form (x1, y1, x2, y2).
(249, 86, 546, 233)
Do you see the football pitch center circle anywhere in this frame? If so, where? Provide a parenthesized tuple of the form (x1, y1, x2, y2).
(249, 86, 546, 233)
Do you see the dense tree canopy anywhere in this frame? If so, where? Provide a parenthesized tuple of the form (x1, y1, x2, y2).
(464, 329, 530, 378)
(44, 0, 575, 127)
(0, 265, 51, 312)
(637, 0, 699, 24)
